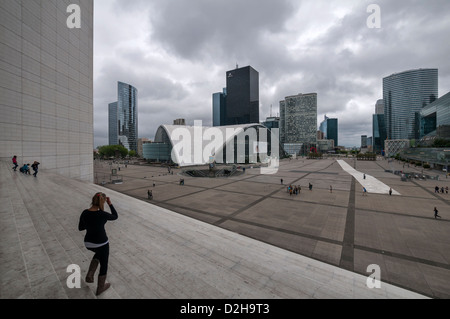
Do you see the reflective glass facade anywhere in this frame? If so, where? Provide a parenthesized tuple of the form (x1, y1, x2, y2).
(319, 116, 338, 147)
(373, 114, 387, 153)
(420, 91, 450, 138)
(225, 66, 259, 125)
(118, 82, 138, 152)
(143, 143, 172, 162)
(108, 102, 118, 145)
(213, 89, 226, 127)
(383, 69, 438, 140)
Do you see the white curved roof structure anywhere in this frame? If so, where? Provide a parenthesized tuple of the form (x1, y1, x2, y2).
(155, 123, 278, 167)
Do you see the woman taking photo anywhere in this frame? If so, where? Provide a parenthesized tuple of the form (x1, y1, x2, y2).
(79, 192, 118, 296)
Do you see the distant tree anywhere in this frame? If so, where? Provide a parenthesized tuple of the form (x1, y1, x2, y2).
(98, 145, 129, 158)
(128, 150, 137, 158)
(432, 139, 450, 148)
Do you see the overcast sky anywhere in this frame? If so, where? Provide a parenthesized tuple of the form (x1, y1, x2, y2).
(93, 0, 450, 148)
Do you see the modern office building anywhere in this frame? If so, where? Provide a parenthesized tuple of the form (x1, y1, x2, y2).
(375, 99, 384, 115)
(319, 115, 338, 147)
(0, 0, 94, 181)
(224, 66, 259, 125)
(372, 99, 387, 153)
(262, 117, 280, 131)
(117, 81, 138, 153)
(213, 88, 227, 127)
(108, 102, 118, 146)
(173, 119, 186, 126)
(373, 114, 387, 153)
(419, 91, 450, 139)
(137, 138, 152, 157)
(361, 135, 368, 149)
(280, 93, 317, 154)
(383, 69, 438, 140)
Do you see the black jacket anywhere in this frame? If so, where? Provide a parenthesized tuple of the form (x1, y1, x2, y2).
(78, 205, 118, 244)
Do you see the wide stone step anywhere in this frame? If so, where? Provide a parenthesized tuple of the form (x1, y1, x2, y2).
(0, 161, 429, 299)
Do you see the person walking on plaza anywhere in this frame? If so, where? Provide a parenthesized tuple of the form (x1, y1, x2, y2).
(330, 185, 333, 193)
(31, 161, 40, 177)
(389, 188, 392, 196)
(434, 207, 441, 219)
(79, 192, 118, 296)
(12, 155, 18, 171)
(363, 187, 367, 196)
(148, 190, 153, 200)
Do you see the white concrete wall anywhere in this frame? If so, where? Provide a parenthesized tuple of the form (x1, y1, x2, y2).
(0, 0, 94, 181)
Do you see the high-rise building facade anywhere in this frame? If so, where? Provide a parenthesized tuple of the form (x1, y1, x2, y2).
(383, 69, 438, 140)
(375, 99, 384, 115)
(0, 0, 94, 181)
(225, 66, 259, 125)
(319, 115, 338, 147)
(262, 117, 280, 131)
(117, 81, 138, 153)
(280, 93, 317, 148)
(361, 135, 368, 149)
(373, 100, 387, 153)
(373, 114, 387, 153)
(109, 102, 118, 145)
(212, 88, 227, 127)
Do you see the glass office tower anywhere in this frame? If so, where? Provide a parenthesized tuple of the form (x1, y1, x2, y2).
(373, 114, 387, 153)
(117, 82, 138, 153)
(213, 88, 227, 127)
(225, 66, 259, 125)
(383, 69, 438, 140)
(109, 102, 118, 145)
(319, 116, 338, 147)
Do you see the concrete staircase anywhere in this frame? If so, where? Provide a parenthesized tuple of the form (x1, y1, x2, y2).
(0, 161, 428, 299)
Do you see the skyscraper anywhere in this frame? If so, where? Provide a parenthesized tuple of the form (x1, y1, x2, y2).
(117, 82, 138, 153)
(319, 115, 338, 147)
(109, 102, 118, 146)
(375, 99, 384, 115)
(383, 69, 438, 140)
(224, 66, 259, 125)
(373, 100, 387, 153)
(280, 93, 317, 154)
(212, 88, 227, 127)
(0, 0, 94, 181)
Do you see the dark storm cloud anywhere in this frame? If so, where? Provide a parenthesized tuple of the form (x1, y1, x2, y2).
(147, 0, 295, 61)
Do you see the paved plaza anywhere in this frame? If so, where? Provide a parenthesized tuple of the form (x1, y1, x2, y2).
(97, 157, 450, 299)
